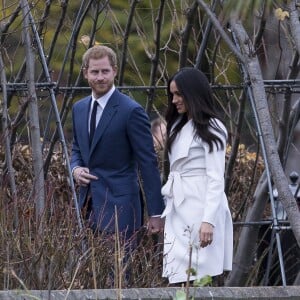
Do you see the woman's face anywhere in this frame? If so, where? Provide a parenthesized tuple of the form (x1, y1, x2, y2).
(170, 80, 187, 114)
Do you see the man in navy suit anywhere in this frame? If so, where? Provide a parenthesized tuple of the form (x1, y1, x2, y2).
(71, 45, 164, 239)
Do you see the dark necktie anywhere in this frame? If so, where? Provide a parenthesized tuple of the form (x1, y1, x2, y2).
(89, 101, 98, 145)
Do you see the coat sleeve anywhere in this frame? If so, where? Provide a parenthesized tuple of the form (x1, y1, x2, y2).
(126, 106, 165, 216)
(202, 124, 227, 226)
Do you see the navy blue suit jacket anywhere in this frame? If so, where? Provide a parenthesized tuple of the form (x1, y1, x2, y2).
(71, 89, 164, 234)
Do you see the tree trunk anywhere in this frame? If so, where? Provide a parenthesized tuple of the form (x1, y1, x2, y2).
(230, 18, 300, 250)
(22, 0, 45, 225)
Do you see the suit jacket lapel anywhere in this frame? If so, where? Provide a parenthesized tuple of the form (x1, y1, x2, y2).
(89, 91, 119, 154)
(81, 96, 92, 151)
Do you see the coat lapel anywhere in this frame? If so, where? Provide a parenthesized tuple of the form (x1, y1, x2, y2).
(169, 120, 194, 167)
(89, 91, 119, 154)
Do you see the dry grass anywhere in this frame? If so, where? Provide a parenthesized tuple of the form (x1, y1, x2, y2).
(0, 143, 269, 289)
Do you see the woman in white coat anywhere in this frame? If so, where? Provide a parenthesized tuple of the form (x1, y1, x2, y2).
(161, 68, 233, 284)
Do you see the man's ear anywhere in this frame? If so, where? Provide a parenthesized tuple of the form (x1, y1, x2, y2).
(113, 66, 118, 76)
(83, 68, 88, 79)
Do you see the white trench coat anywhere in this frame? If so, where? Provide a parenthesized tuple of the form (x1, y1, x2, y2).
(161, 119, 233, 284)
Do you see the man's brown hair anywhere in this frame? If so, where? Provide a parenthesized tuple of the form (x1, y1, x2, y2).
(82, 45, 117, 69)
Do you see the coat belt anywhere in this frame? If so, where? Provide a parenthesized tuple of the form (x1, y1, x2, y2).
(161, 169, 205, 217)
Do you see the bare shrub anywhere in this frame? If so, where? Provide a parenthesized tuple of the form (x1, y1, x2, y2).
(0, 143, 264, 289)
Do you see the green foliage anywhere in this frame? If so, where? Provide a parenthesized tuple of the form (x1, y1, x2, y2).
(222, 0, 273, 21)
(186, 267, 197, 276)
(1, 1, 201, 86)
(193, 275, 213, 287)
(173, 275, 212, 300)
(174, 290, 188, 300)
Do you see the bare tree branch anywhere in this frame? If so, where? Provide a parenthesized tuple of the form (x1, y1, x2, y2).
(145, 0, 165, 114)
(0, 3, 21, 44)
(196, 0, 245, 64)
(118, 0, 139, 86)
(0, 49, 18, 226)
(195, 0, 217, 69)
(179, 1, 198, 68)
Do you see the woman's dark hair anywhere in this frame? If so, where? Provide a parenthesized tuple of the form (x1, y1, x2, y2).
(165, 67, 226, 153)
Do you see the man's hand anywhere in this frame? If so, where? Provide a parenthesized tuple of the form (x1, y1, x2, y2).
(73, 167, 98, 186)
(146, 216, 164, 234)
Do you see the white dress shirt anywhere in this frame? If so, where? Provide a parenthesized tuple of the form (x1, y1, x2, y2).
(89, 85, 115, 133)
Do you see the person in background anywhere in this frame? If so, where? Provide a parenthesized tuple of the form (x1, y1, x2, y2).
(151, 117, 167, 178)
(161, 67, 233, 284)
(151, 117, 166, 153)
(70, 45, 164, 241)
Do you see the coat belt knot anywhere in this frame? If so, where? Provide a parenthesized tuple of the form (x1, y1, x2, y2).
(161, 171, 185, 217)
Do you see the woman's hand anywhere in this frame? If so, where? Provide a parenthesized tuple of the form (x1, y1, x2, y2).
(199, 222, 214, 248)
